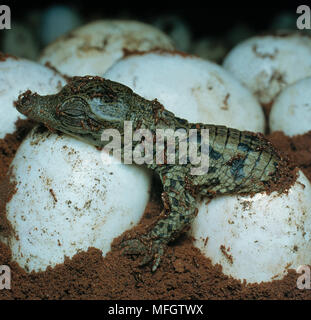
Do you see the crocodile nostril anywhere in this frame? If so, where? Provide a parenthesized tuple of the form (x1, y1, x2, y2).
(15, 90, 36, 113)
(20, 95, 30, 105)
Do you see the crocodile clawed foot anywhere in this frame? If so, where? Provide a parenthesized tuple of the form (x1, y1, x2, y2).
(120, 238, 148, 255)
(120, 237, 165, 272)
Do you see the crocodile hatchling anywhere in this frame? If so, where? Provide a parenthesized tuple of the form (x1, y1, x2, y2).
(15, 76, 286, 271)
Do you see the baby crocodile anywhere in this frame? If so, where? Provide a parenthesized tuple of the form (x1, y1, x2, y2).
(15, 76, 284, 271)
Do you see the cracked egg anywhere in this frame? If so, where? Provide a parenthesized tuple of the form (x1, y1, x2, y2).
(104, 51, 265, 132)
(223, 32, 311, 108)
(39, 20, 175, 77)
(191, 170, 311, 284)
(0, 127, 151, 272)
(0, 55, 66, 139)
(270, 77, 311, 136)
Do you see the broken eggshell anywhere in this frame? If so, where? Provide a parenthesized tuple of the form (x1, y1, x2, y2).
(1, 127, 151, 272)
(0, 55, 66, 139)
(191, 170, 311, 284)
(270, 77, 311, 136)
(39, 20, 175, 76)
(104, 51, 265, 132)
(223, 32, 311, 106)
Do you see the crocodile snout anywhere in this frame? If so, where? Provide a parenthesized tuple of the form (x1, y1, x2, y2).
(15, 90, 39, 117)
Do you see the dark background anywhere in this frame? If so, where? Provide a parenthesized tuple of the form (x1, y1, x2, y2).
(6, 0, 304, 37)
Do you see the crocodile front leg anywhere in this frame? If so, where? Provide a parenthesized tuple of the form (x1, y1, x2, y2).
(121, 166, 198, 271)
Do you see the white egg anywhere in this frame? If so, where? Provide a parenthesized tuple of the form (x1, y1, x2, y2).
(40, 5, 83, 46)
(39, 20, 174, 77)
(104, 51, 265, 132)
(152, 15, 191, 52)
(223, 32, 311, 106)
(2, 127, 151, 272)
(0, 55, 66, 139)
(2, 22, 39, 60)
(191, 170, 311, 284)
(270, 77, 311, 136)
(192, 37, 227, 63)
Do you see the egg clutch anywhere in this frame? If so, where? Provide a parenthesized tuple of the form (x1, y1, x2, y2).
(1, 20, 311, 284)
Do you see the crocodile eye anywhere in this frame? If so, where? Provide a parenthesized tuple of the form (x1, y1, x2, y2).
(59, 97, 88, 117)
(58, 97, 88, 127)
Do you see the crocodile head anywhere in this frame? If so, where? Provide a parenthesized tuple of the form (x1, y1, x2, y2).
(15, 76, 133, 147)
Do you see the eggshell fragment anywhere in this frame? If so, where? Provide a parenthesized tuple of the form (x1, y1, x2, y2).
(270, 77, 311, 136)
(104, 51, 265, 132)
(191, 170, 311, 284)
(39, 20, 175, 76)
(223, 33, 311, 106)
(1, 127, 151, 272)
(0, 55, 66, 138)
